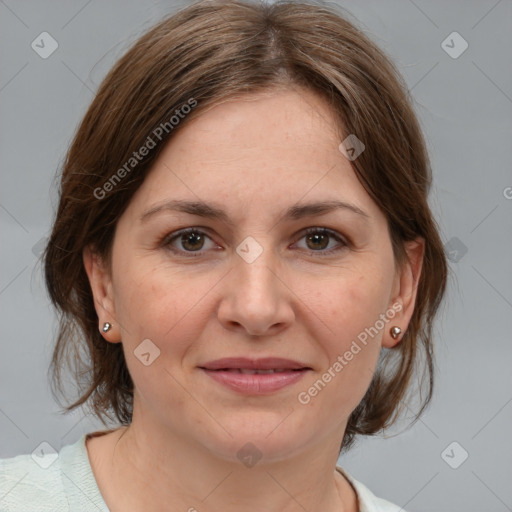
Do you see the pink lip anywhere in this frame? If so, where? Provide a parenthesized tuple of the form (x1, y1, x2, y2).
(200, 357, 310, 371)
(199, 357, 311, 395)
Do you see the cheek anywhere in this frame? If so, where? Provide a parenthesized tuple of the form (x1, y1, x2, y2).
(111, 262, 210, 412)
(113, 259, 216, 356)
(322, 266, 391, 344)
(307, 265, 392, 406)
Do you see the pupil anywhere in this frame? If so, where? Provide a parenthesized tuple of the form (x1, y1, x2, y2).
(183, 232, 203, 251)
(180, 232, 329, 252)
(307, 233, 328, 250)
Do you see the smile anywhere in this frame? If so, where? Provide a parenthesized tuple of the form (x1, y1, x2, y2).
(199, 357, 312, 394)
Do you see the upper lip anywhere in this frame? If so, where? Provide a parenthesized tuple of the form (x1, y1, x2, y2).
(199, 357, 311, 371)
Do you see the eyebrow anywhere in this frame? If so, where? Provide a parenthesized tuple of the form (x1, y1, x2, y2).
(139, 199, 370, 225)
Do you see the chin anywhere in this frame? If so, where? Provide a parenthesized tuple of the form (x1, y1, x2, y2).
(196, 413, 317, 465)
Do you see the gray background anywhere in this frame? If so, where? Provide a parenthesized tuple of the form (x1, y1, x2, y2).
(1, 0, 511, 510)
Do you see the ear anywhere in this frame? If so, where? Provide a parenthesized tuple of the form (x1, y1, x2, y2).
(83, 246, 121, 343)
(383, 237, 425, 348)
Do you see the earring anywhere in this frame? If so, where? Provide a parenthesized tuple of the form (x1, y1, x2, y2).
(102, 322, 112, 333)
(390, 326, 402, 339)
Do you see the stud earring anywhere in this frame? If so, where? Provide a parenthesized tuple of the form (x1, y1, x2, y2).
(102, 322, 112, 333)
(390, 326, 402, 340)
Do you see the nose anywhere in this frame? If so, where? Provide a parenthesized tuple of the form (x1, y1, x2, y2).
(217, 243, 295, 337)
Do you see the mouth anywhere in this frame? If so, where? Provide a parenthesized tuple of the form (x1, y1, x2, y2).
(206, 368, 304, 374)
(199, 357, 312, 394)
(200, 357, 311, 371)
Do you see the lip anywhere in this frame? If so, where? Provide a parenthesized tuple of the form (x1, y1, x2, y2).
(200, 357, 311, 371)
(199, 357, 312, 395)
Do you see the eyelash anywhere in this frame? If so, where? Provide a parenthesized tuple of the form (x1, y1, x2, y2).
(160, 227, 348, 258)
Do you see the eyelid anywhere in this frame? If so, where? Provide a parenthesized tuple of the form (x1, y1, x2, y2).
(292, 227, 348, 256)
(160, 227, 220, 253)
(161, 226, 349, 257)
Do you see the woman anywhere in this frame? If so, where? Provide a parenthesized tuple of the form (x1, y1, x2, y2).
(0, 0, 447, 510)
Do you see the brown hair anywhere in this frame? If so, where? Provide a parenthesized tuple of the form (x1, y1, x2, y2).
(44, 0, 448, 451)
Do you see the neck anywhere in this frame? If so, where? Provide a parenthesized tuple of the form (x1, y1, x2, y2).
(100, 410, 357, 512)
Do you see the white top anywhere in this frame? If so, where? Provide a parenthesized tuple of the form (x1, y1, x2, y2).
(0, 434, 406, 511)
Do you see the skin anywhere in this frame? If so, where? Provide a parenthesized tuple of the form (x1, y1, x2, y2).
(83, 87, 424, 512)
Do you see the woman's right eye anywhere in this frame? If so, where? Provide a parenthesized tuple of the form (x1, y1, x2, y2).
(162, 228, 219, 257)
(161, 226, 349, 259)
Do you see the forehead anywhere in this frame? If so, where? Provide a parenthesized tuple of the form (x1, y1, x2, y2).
(124, 88, 384, 225)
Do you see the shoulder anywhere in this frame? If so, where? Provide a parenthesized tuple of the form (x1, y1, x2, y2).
(0, 448, 67, 512)
(336, 466, 407, 512)
(0, 435, 108, 512)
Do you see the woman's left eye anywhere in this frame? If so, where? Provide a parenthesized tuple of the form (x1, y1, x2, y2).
(294, 227, 347, 255)
(161, 227, 347, 257)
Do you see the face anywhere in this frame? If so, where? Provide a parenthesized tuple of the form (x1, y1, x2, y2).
(85, 87, 423, 463)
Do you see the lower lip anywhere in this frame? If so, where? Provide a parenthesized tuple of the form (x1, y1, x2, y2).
(200, 369, 308, 394)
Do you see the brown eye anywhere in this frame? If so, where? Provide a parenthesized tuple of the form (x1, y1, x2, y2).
(305, 231, 330, 251)
(295, 228, 347, 256)
(180, 231, 205, 251)
(163, 228, 218, 256)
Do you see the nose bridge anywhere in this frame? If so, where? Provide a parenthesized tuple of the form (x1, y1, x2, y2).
(218, 234, 294, 336)
(235, 234, 281, 304)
